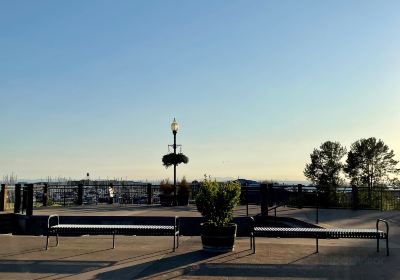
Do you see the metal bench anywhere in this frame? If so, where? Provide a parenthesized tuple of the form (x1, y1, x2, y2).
(46, 214, 180, 251)
(250, 218, 389, 256)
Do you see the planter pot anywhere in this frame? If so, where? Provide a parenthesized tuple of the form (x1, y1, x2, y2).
(200, 223, 237, 252)
(159, 195, 173, 206)
(177, 194, 189, 206)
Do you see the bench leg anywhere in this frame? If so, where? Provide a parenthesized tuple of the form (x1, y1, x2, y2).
(47, 230, 59, 249)
(252, 235, 256, 254)
(46, 231, 50, 250)
(315, 237, 319, 253)
(112, 233, 115, 249)
(173, 234, 176, 252)
(377, 234, 380, 253)
(249, 234, 252, 250)
(177, 233, 179, 249)
(386, 237, 389, 256)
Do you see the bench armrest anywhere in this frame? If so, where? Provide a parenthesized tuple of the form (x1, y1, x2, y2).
(48, 214, 60, 229)
(174, 216, 180, 233)
(376, 219, 389, 237)
(250, 217, 255, 232)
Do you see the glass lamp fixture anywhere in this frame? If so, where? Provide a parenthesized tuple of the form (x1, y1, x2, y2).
(171, 118, 179, 133)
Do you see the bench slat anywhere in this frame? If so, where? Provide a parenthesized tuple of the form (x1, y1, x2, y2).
(52, 225, 175, 230)
(250, 218, 389, 256)
(254, 227, 386, 239)
(46, 215, 180, 251)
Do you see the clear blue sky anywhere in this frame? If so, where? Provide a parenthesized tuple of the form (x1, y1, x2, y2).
(1, 1, 399, 182)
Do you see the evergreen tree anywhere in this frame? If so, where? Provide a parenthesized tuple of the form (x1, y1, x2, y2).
(344, 137, 400, 191)
(304, 141, 347, 187)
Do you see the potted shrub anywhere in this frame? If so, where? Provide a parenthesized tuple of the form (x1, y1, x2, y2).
(177, 176, 191, 206)
(195, 176, 241, 252)
(159, 179, 174, 206)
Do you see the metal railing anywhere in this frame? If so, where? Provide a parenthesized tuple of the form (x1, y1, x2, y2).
(4, 182, 183, 208)
(263, 184, 400, 211)
(2, 181, 399, 212)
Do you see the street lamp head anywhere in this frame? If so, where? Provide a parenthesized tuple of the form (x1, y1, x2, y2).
(171, 118, 179, 133)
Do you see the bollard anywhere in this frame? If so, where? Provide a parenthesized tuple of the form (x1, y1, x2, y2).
(147, 184, 152, 205)
(245, 187, 249, 216)
(26, 184, 34, 216)
(0, 184, 7, 211)
(77, 184, 83, 206)
(297, 184, 303, 209)
(260, 183, 268, 216)
(43, 184, 48, 207)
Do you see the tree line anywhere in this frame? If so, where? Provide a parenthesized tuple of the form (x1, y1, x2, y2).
(304, 137, 400, 191)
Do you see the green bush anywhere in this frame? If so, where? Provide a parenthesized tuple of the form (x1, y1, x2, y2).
(195, 176, 241, 227)
(160, 179, 173, 195)
(178, 176, 191, 196)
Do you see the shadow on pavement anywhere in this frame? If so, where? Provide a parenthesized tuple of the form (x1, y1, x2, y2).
(186, 263, 352, 278)
(0, 259, 112, 274)
(96, 250, 218, 279)
(0, 247, 46, 258)
(185, 261, 397, 279)
(0, 248, 171, 277)
(95, 248, 255, 279)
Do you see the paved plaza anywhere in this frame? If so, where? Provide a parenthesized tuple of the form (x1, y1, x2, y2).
(0, 205, 399, 279)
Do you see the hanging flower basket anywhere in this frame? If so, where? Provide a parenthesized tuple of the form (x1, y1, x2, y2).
(162, 153, 189, 168)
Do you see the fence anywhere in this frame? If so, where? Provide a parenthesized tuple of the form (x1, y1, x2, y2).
(31, 183, 159, 207)
(0, 181, 202, 212)
(2, 182, 399, 214)
(261, 184, 400, 211)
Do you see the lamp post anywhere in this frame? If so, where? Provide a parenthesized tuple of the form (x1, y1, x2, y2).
(171, 118, 179, 205)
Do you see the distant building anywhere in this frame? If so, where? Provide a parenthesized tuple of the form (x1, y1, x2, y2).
(237, 178, 260, 187)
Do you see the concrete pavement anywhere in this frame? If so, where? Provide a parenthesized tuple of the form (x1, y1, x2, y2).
(0, 205, 399, 279)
